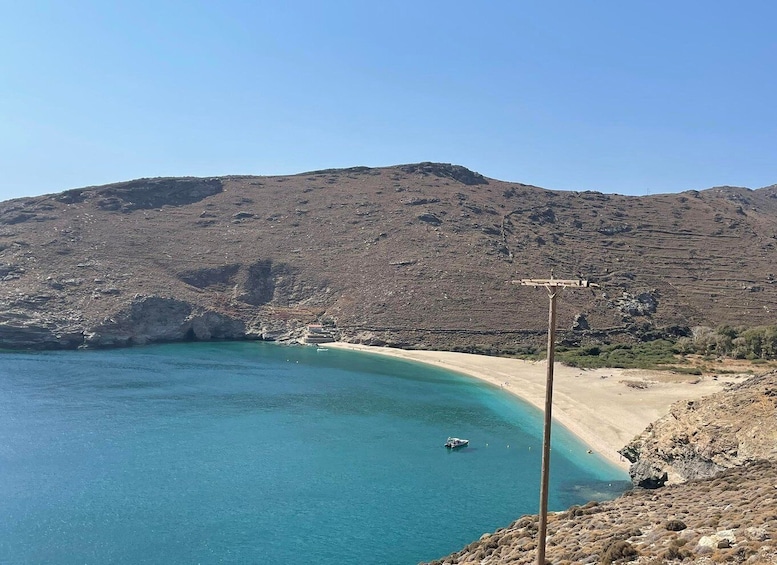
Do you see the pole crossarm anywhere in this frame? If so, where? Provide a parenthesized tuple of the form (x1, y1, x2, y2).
(513, 278, 598, 289)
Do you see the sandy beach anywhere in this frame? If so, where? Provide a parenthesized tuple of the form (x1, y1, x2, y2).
(327, 342, 742, 470)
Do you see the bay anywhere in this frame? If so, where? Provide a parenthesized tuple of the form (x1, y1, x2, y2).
(0, 342, 629, 564)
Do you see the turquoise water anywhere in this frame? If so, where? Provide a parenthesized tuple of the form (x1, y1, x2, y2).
(0, 342, 629, 564)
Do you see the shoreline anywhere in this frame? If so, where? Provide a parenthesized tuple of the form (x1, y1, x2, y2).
(326, 342, 742, 471)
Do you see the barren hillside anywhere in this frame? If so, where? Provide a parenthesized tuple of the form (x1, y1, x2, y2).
(1, 163, 776, 350)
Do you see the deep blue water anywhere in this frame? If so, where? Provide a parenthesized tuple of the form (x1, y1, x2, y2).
(0, 342, 629, 564)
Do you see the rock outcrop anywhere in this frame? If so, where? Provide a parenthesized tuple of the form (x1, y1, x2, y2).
(620, 371, 777, 488)
(0, 312, 84, 349)
(398, 162, 489, 185)
(85, 177, 223, 212)
(82, 296, 246, 347)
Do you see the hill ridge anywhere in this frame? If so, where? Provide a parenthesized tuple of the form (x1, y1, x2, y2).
(1, 163, 776, 351)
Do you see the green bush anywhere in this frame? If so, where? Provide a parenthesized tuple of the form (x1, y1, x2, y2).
(688, 324, 777, 359)
(557, 339, 678, 370)
(564, 325, 777, 369)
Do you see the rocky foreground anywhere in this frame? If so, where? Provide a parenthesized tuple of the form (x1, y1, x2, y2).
(423, 460, 777, 564)
(424, 372, 777, 564)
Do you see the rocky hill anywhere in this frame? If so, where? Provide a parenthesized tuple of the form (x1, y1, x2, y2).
(1, 163, 776, 350)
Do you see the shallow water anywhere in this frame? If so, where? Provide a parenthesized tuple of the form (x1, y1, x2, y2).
(0, 342, 629, 564)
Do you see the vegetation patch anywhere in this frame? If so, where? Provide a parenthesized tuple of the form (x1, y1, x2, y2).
(676, 324, 777, 360)
(555, 340, 678, 369)
(539, 325, 777, 371)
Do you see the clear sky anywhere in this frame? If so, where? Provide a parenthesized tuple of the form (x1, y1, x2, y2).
(1, 1, 775, 201)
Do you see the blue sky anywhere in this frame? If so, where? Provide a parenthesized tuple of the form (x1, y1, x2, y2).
(1, 1, 775, 200)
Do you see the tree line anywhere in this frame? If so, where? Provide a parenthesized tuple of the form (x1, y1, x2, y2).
(675, 325, 777, 360)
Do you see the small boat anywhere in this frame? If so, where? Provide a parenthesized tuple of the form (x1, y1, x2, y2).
(445, 437, 469, 449)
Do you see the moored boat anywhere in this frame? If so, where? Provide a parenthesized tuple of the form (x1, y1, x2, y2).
(444, 437, 469, 449)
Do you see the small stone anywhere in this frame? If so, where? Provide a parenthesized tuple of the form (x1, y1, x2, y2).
(747, 526, 769, 541)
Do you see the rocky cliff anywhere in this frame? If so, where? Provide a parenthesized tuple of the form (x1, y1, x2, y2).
(620, 371, 777, 488)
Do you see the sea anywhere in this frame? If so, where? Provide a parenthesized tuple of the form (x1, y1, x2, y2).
(0, 341, 630, 564)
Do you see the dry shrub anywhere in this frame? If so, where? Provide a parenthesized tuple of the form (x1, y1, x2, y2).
(665, 519, 688, 531)
(710, 549, 731, 563)
(669, 536, 688, 547)
(615, 527, 643, 540)
(512, 516, 535, 529)
(622, 380, 649, 389)
(642, 529, 669, 546)
(708, 545, 761, 563)
(734, 542, 760, 560)
(705, 514, 722, 527)
(600, 540, 638, 564)
(566, 505, 584, 518)
(661, 545, 690, 560)
(483, 537, 500, 550)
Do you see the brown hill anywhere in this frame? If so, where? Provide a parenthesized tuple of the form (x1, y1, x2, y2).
(1, 163, 776, 350)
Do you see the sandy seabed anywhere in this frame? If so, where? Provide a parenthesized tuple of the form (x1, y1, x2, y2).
(327, 343, 740, 470)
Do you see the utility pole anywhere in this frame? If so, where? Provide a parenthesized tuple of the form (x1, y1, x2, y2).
(513, 273, 598, 565)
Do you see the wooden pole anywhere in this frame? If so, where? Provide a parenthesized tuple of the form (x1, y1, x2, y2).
(513, 275, 597, 565)
(536, 287, 556, 565)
